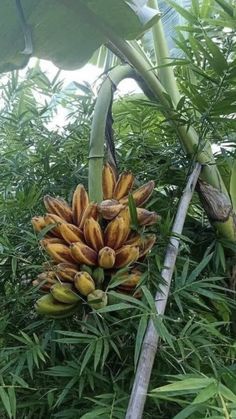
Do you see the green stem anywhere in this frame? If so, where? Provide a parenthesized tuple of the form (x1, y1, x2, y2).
(88, 64, 135, 202)
(148, 0, 181, 106)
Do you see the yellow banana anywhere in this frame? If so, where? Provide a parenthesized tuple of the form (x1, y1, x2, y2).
(104, 216, 126, 250)
(55, 263, 79, 282)
(118, 207, 131, 244)
(35, 294, 77, 317)
(44, 213, 66, 237)
(116, 270, 142, 288)
(136, 208, 160, 226)
(84, 218, 104, 251)
(114, 245, 139, 268)
(98, 247, 116, 269)
(70, 242, 97, 266)
(102, 163, 117, 200)
(58, 223, 84, 244)
(44, 242, 76, 264)
(74, 271, 95, 296)
(120, 180, 155, 206)
(125, 233, 141, 246)
(43, 195, 73, 223)
(79, 202, 98, 230)
(87, 290, 108, 310)
(98, 199, 125, 220)
(32, 216, 46, 233)
(113, 171, 134, 200)
(40, 237, 66, 248)
(51, 283, 81, 304)
(138, 234, 156, 258)
(72, 184, 89, 226)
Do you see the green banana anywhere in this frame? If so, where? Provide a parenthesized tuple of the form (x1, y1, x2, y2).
(51, 283, 81, 304)
(87, 290, 108, 310)
(92, 267, 105, 287)
(35, 293, 77, 317)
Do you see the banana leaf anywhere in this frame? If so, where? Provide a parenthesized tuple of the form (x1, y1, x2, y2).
(0, 0, 160, 73)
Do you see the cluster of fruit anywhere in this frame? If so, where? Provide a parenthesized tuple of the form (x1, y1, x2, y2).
(32, 164, 159, 318)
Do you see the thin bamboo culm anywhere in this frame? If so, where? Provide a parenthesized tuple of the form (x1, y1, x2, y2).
(126, 162, 202, 419)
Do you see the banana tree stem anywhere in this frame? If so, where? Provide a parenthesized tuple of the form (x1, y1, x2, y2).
(88, 64, 135, 202)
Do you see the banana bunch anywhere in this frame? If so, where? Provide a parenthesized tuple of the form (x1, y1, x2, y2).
(32, 164, 159, 317)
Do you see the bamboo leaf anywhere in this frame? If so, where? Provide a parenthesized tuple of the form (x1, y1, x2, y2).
(204, 35, 228, 74)
(128, 193, 139, 230)
(187, 253, 213, 284)
(0, 387, 12, 419)
(230, 160, 236, 211)
(94, 339, 103, 371)
(152, 377, 216, 393)
(218, 383, 236, 403)
(134, 315, 148, 368)
(192, 382, 217, 404)
(167, 0, 199, 24)
(80, 343, 96, 374)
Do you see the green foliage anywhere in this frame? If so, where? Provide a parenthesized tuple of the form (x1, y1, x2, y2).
(0, 2, 236, 416)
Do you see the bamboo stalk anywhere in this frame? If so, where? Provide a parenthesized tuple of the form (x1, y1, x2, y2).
(148, 0, 181, 106)
(88, 64, 134, 202)
(125, 162, 202, 419)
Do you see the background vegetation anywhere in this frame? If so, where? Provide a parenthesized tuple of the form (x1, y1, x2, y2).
(0, 1, 236, 417)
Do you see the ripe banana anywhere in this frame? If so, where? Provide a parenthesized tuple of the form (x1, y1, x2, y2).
(120, 180, 155, 206)
(44, 242, 76, 264)
(43, 195, 73, 223)
(125, 233, 141, 246)
(98, 247, 116, 269)
(58, 223, 84, 244)
(35, 293, 77, 317)
(55, 263, 79, 282)
(79, 202, 98, 230)
(102, 163, 117, 200)
(51, 283, 81, 304)
(138, 234, 156, 258)
(84, 218, 104, 251)
(70, 242, 97, 266)
(40, 237, 66, 248)
(98, 199, 124, 220)
(104, 216, 126, 250)
(118, 207, 131, 243)
(136, 208, 160, 226)
(113, 171, 134, 200)
(74, 271, 95, 296)
(114, 245, 139, 268)
(32, 216, 46, 233)
(72, 184, 89, 226)
(117, 270, 142, 288)
(87, 289, 108, 309)
(44, 213, 66, 237)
